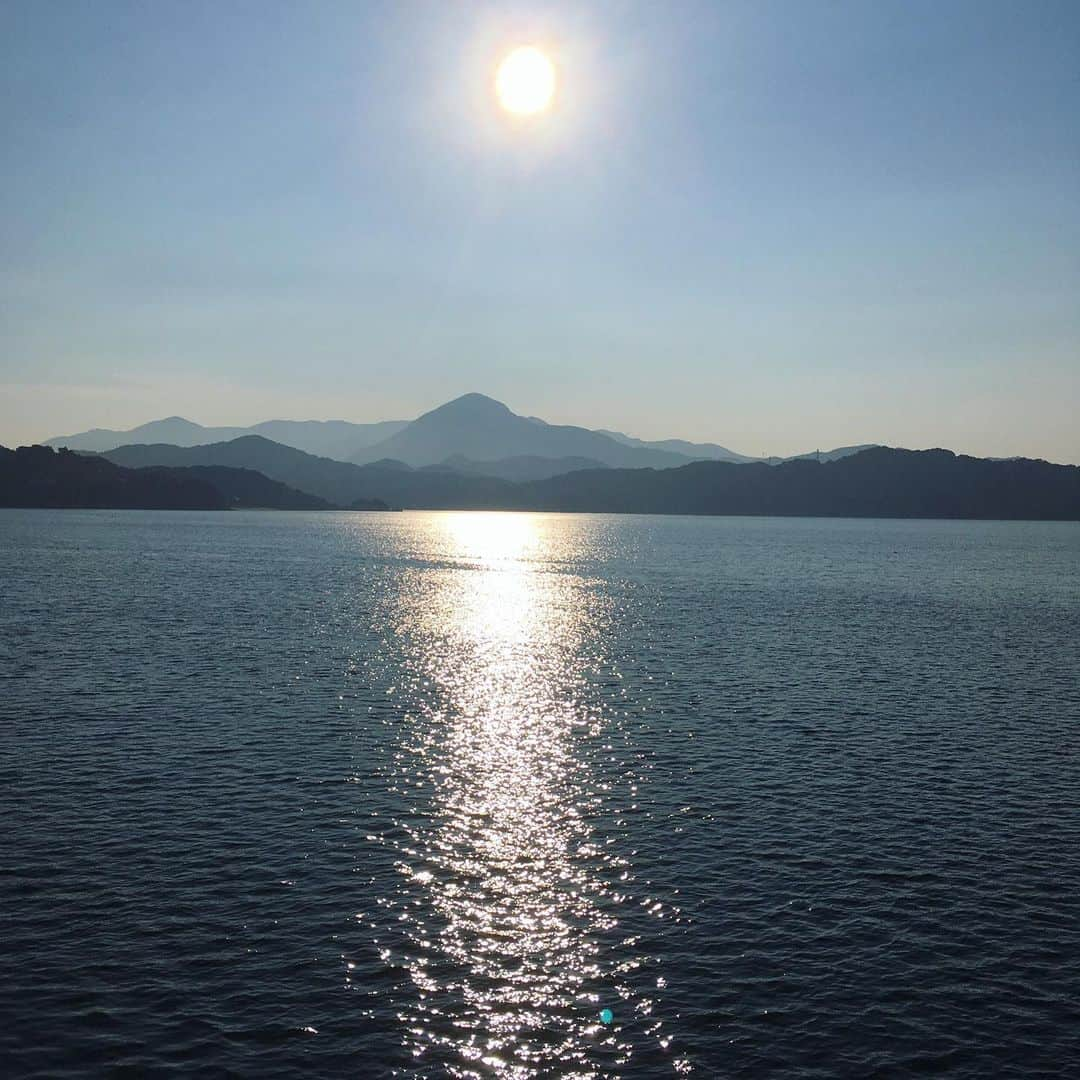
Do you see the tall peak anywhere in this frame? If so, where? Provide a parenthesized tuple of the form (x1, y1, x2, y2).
(419, 394, 515, 421)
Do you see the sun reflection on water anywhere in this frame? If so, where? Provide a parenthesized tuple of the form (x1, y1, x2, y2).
(377, 513, 649, 1077)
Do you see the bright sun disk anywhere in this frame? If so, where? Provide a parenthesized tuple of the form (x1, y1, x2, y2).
(495, 46, 556, 116)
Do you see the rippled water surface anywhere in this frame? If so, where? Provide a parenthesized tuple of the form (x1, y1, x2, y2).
(2, 510, 1079, 1078)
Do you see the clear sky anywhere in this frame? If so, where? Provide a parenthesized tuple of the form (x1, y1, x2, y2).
(2, 0, 1078, 460)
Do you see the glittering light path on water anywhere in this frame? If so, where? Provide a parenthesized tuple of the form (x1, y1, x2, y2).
(364, 513, 684, 1077)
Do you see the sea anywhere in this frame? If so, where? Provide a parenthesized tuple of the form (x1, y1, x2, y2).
(2, 509, 1078, 1079)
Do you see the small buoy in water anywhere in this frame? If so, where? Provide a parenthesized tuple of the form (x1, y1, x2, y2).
(599, 1008, 613, 1025)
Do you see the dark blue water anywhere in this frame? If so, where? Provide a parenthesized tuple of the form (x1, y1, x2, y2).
(2, 510, 1078, 1078)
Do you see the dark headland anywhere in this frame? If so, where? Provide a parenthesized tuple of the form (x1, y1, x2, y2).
(0, 445, 380, 511)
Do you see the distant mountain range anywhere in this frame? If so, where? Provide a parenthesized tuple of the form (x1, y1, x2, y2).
(18, 392, 1076, 519)
(525, 449, 1080, 519)
(76, 436, 1079, 520)
(100, 437, 518, 509)
(595, 428, 758, 463)
(45, 392, 875, 476)
(45, 416, 408, 460)
(4, 436, 1078, 518)
(435, 453, 609, 483)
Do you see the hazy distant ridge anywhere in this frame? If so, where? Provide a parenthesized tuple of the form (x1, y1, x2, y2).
(45, 393, 876, 470)
(46, 416, 408, 460)
(595, 429, 757, 463)
(349, 394, 702, 469)
(100, 437, 518, 509)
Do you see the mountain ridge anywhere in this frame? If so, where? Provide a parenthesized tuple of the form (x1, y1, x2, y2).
(45, 416, 408, 459)
(523, 448, 1080, 519)
(85, 435, 1080, 520)
(347, 393, 700, 470)
(99, 437, 519, 509)
(0, 445, 389, 510)
(595, 428, 756, 463)
(43, 392, 880, 469)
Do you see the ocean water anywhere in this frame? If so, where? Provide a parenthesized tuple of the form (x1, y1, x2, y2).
(1, 509, 1078, 1079)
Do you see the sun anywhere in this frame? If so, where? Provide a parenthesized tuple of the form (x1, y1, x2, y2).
(495, 46, 556, 116)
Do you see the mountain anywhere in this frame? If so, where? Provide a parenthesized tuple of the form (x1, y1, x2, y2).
(174, 466, 337, 510)
(597, 435, 881, 466)
(44, 395, 879, 469)
(349, 393, 699, 469)
(522, 448, 1080, 519)
(596, 429, 756, 463)
(46, 416, 407, 459)
(433, 454, 608, 483)
(100, 437, 519, 509)
(247, 419, 407, 459)
(575, 429, 875, 465)
(0, 445, 351, 509)
(0, 445, 227, 509)
(45, 416, 215, 452)
(96, 436, 1080, 519)
(766, 444, 879, 465)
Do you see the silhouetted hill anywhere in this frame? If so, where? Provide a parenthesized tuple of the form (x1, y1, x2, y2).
(46, 416, 407, 459)
(598, 432, 877, 466)
(522, 448, 1080, 519)
(95, 438, 1080, 518)
(595, 429, 756, 463)
(765, 444, 879, 465)
(434, 453, 608, 482)
(0, 445, 352, 509)
(103, 437, 368, 503)
(176, 466, 336, 509)
(101, 437, 518, 509)
(0, 445, 228, 509)
(350, 393, 697, 469)
(250, 419, 407, 459)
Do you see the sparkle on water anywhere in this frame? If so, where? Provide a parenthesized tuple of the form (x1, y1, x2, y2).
(373, 513, 674, 1075)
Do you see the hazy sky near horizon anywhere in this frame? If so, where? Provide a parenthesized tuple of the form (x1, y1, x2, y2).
(2, 0, 1078, 460)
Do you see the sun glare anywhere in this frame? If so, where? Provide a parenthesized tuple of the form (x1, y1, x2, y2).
(495, 45, 556, 116)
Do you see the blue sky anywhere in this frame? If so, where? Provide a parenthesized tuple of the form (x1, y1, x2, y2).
(2, 0, 1077, 459)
